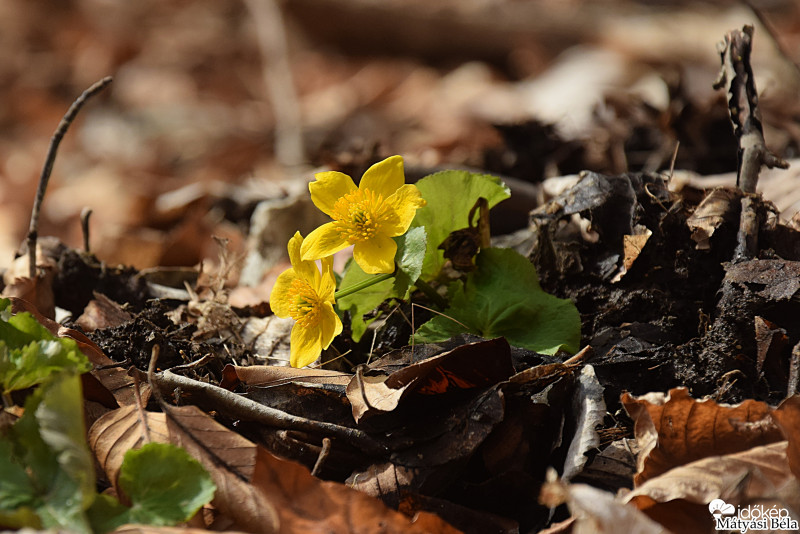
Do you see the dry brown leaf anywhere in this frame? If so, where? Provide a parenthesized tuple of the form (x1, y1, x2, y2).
(772, 395, 800, 479)
(220, 363, 351, 390)
(346, 337, 514, 422)
(686, 187, 741, 250)
(611, 225, 651, 283)
(75, 292, 134, 332)
(540, 477, 671, 534)
(251, 446, 461, 534)
(163, 405, 278, 533)
(89, 405, 170, 494)
(625, 442, 799, 533)
(621, 388, 784, 484)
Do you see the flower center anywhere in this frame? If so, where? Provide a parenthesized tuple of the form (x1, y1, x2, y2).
(330, 189, 393, 243)
(288, 278, 322, 328)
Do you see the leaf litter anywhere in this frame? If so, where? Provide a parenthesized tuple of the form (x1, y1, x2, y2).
(4, 2, 800, 533)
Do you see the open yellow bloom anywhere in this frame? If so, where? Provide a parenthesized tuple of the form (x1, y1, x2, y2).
(300, 155, 426, 274)
(270, 232, 343, 368)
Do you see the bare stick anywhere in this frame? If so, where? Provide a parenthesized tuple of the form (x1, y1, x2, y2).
(310, 437, 332, 477)
(733, 196, 759, 262)
(80, 207, 93, 253)
(150, 368, 389, 455)
(713, 25, 788, 194)
(26, 77, 112, 279)
(243, 0, 305, 168)
(788, 341, 800, 398)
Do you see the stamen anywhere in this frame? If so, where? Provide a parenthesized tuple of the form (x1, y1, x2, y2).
(330, 189, 394, 243)
(288, 278, 321, 327)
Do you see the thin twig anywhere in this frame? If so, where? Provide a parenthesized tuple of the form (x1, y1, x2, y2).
(80, 207, 92, 253)
(132, 370, 152, 444)
(150, 369, 389, 455)
(243, 0, 305, 169)
(733, 195, 759, 262)
(310, 437, 332, 477)
(788, 341, 800, 398)
(26, 77, 112, 279)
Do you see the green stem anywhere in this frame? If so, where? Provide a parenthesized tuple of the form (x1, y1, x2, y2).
(334, 272, 394, 300)
(414, 278, 448, 309)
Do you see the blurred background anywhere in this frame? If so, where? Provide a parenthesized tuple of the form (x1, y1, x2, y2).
(1, 0, 800, 284)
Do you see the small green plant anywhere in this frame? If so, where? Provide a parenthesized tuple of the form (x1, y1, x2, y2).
(0, 299, 216, 533)
(270, 156, 581, 364)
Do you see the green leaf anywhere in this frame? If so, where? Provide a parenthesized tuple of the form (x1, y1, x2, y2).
(413, 248, 581, 355)
(118, 442, 216, 527)
(411, 171, 510, 277)
(3, 372, 95, 534)
(336, 259, 395, 341)
(0, 298, 91, 394)
(393, 226, 427, 298)
(86, 494, 131, 534)
(0, 440, 38, 513)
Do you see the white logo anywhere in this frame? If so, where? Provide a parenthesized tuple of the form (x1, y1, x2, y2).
(709, 499, 798, 532)
(709, 499, 736, 516)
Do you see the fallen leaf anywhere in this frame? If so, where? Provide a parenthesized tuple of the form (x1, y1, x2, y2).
(625, 442, 798, 533)
(88, 405, 170, 495)
(562, 365, 606, 481)
(75, 292, 134, 332)
(686, 187, 741, 250)
(220, 363, 351, 390)
(541, 476, 671, 534)
(251, 447, 461, 533)
(163, 405, 277, 533)
(621, 388, 784, 484)
(346, 337, 514, 422)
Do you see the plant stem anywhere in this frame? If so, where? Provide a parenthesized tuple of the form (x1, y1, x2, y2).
(334, 272, 394, 300)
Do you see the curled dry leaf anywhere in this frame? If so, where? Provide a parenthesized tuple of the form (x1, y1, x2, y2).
(346, 337, 514, 422)
(624, 441, 798, 533)
(562, 365, 606, 482)
(75, 292, 134, 332)
(686, 187, 741, 250)
(541, 477, 671, 534)
(621, 387, 784, 484)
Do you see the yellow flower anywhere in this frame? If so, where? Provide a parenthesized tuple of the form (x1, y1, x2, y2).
(270, 232, 343, 368)
(300, 155, 426, 274)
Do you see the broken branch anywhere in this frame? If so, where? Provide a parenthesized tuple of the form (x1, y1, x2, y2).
(713, 25, 788, 194)
(26, 76, 112, 279)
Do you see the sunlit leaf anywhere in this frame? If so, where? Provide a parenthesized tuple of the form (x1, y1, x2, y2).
(413, 248, 580, 355)
(410, 171, 510, 277)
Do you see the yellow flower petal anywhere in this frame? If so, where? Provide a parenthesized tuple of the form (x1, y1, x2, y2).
(269, 268, 298, 318)
(290, 322, 322, 368)
(353, 234, 396, 274)
(301, 222, 349, 261)
(359, 156, 404, 199)
(286, 232, 319, 285)
(319, 301, 343, 349)
(383, 184, 426, 236)
(316, 255, 337, 300)
(310, 171, 357, 218)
